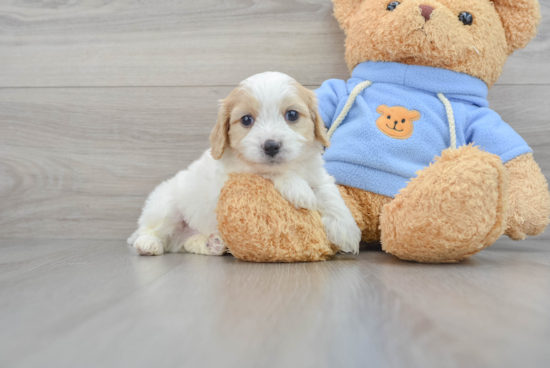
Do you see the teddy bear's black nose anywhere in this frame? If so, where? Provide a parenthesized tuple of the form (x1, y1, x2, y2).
(419, 5, 434, 21)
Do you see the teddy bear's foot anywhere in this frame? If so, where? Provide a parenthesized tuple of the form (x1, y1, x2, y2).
(380, 145, 509, 263)
(216, 173, 337, 262)
(504, 153, 550, 240)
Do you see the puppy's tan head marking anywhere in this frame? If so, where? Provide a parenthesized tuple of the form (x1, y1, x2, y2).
(210, 91, 233, 160)
(211, 72, 329, 165)
(210, 87, 260, 160)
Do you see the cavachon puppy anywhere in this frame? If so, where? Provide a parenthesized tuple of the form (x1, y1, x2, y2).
(128, 72, 361, 256)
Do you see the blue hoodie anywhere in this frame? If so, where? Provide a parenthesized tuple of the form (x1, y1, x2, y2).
(316, 61, 531, 198)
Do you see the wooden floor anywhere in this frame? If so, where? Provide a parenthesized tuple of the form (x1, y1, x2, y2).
(1, 238, 549, 368)
(1, 1, 550, 367)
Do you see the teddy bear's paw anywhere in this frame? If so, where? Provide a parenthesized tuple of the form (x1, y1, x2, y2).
(322, 214, 361, 254)
(504, 153, 550, 240)
(134, 235, 165, 256)
(274, 175, 318, 211)
(206, 233, 227, 256)
(381, 145, 508, 263)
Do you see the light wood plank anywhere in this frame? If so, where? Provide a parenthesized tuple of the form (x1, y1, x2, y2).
(0, 238, 549, 368)
(488, 86, 550, 174)
(1, 85, 549, 240)
(0, 0, 549, 87)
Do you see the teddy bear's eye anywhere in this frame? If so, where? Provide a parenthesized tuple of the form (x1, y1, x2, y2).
(387, 115, 391, 119)
(401, 119, 406, 123)
(387, 1, 400, 11)
(458, 12, 473, 26)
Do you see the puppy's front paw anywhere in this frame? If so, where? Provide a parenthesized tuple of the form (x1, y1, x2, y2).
(275, 177, 318, 210)
(322, 215, 361, 254)
(134, 235, 164, 256)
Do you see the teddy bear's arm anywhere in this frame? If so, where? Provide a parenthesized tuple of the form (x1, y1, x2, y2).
(505, 153, 550, 240)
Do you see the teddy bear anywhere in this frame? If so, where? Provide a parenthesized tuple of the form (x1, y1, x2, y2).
(216, 0, 550, 263)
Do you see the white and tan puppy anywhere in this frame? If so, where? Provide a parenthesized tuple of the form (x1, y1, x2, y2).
(128, 72, 361, 256)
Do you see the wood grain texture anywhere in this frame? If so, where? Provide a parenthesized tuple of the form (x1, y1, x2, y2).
(0, 0, 549, 87)
(1, 85, 549, 240)
(0, 238, 549, 368)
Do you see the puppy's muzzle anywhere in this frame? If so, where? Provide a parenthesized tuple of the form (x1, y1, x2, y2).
(263, 140, 281, 158)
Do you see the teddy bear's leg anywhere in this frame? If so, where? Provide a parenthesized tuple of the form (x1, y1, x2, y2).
(216, 172, 337, 262)
(380, 145, 509, 263)
(504, 153, 550, 240)
(338, 185, 392, 242)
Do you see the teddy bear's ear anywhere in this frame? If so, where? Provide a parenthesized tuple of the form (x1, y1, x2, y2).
(333, 0, 363, 32)
(492, 0, 541, 54)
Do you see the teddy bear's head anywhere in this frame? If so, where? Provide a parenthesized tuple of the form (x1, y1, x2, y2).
(333, 0, 540, 87)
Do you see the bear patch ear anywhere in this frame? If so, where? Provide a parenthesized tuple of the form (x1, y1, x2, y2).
(408, 110, 421, 121)
(333, 0, 363, 32)
(376, 105, 390, 116)
(492, 0, 541, 54)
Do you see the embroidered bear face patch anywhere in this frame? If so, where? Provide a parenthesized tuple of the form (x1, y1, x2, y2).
(376, 105, 420, 140)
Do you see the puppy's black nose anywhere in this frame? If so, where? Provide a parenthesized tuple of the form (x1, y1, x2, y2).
(263, 140, 280, 157)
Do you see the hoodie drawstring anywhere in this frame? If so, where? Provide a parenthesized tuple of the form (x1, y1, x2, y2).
(326, 80, 372, 139)
(437, 93, 457, 150)
(327, 81, 458, 150)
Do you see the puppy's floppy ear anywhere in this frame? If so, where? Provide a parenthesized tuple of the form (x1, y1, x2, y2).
(210, 97, 232, 160)
(301, 85, 331, 148)
(312, 107, 330, 148)
(333, 0, 362, 33)
(493, 0, 541, 54)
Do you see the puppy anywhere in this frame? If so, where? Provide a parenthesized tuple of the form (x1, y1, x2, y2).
(128, 72, 361, 256)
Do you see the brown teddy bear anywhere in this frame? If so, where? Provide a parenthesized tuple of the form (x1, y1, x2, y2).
(216, 0, 550, 263)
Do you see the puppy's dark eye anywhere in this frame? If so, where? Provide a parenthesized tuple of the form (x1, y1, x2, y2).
(387, 1, 400, 11)
(458, 12, 473, 25)
(285, 110, 299, 122)
(241, 115, 254, 127)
